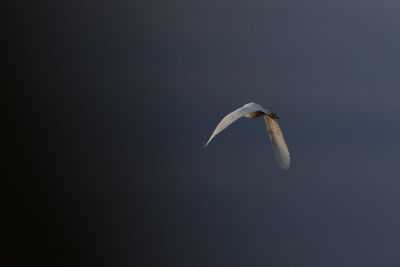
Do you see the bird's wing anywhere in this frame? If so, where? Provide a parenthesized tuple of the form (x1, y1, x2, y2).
(204, 102, 268, 147)
(264, 116, 290, 170)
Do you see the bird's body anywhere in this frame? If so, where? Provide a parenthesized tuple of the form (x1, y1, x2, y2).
(244, 111, 265, 118)
(204, 102, 291, 170)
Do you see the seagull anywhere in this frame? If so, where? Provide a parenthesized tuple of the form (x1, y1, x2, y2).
(204, 102, 290, 170)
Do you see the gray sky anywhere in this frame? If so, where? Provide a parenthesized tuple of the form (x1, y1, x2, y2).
(10, 0, 400, 266)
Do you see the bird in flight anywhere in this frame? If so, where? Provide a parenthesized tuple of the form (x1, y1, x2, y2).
(204, 102, 290, 170)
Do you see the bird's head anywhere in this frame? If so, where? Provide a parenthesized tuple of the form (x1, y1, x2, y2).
(268, 112, 280, 119)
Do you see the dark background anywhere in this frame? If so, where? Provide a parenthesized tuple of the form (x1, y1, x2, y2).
(7, 0, 400, 266)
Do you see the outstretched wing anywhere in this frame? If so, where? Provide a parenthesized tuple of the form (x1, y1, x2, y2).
(204, 102, 268, 147)
(264, 116, 290, 170)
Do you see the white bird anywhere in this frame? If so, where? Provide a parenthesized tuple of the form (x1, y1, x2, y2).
(204, 102, 290, 170)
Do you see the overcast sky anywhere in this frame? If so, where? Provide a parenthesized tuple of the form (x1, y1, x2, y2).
(9, 0, 400, 266)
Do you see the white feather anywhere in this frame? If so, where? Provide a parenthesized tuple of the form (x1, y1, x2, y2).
(204, 102, 269, 147)
(264, 116, 290, 170)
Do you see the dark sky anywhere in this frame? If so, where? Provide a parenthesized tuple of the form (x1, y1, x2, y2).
(7, 0, 400, 266)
